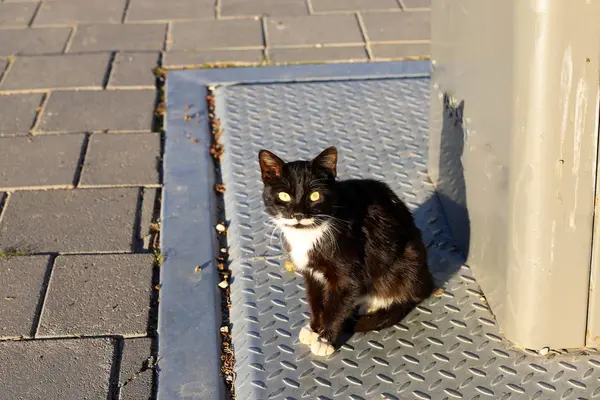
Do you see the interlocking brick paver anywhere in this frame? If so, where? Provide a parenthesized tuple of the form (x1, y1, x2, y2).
(108, 52, 159, 87)
(221, 0, 308, 17)
(311, 0, 400, 12)
(0, 27, 70, 56)
(0, 134, 85, 189)
(362, 11, 430, 42)
(0, 256, 50, 338)
(171, 20, 263, 51)
(0, 93, 43, 135)
(0, 2, 36, 27)
(163, 50, 264, 67)
(371, 43, 429, 59)
(266, 15, 364, 46)
(0, 338, 114, 399)
(269, 46, 368, 63)
(81, 132, 161, 186)
(0, 54, 111, 90)
(0, 188, 139, 252)
(127, 0, 215, 21)
(34, 0, 126, 25)
(69, 23, 167, 52)
(38, 90, 156, 133)
(38, 254, 153, 336)
(119, 338, 154, 400)
(402, 0, 431, 9)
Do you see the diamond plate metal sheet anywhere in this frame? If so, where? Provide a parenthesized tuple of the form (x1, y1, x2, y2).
(217, 79, 600, 399)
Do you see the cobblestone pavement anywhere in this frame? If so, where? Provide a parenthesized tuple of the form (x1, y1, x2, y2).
(0, 0, 429, 398)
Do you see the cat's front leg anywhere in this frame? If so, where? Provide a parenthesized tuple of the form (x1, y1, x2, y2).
(299, 276, 323, 346)
(312, 289, 356, 356)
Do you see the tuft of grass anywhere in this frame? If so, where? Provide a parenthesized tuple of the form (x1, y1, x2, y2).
(0, 248, 29, 259)
(153, 249, 164, 266)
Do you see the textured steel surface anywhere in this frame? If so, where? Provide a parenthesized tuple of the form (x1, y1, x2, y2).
(217, 78, 600, 399)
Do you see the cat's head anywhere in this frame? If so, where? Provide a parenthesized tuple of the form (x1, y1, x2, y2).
(258, 147, 338, 228)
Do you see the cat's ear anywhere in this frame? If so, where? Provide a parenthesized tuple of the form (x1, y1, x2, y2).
(313, 146, 338, 177)
(258, 149, 285, 180)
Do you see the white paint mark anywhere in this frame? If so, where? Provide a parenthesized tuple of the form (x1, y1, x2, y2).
(559, 46, 573, 179)
(570, 78, 588, 229)
(550, 220, 556, 262)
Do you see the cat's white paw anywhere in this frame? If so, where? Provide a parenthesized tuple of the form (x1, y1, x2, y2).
(310, 337, 335, 356)
(299, 324, 319, 345)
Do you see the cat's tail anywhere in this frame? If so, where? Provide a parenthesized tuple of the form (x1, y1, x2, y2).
(351, 302, 417, 332)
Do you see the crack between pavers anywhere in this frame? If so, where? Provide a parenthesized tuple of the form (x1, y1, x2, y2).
(3, 333, 150, 342)
(27, 91, 50, 135)
(355, 11, 374, 61)
(62, 25, 77, 54)
(72, 132, 90, 188)
(118, 354, 160, 391)
(0, 184, 161, 192)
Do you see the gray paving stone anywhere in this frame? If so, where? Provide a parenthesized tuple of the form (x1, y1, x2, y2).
(69, 23, 167, 52)
(80, 132, 161, 186)
(362, 11, 430, 42)
(38, 254, 153, 336)
(370, 42, 429, 59)
(0, 134, 85, 189)
(119, 338, 154, 400)
(0, 93, 43, 135)
(0, 2, 36, 27)
(163, 50, 264, 67)
(127, 0, 215, 21)
(38, 90, 155, 133)
(108, 52, 159, 87)
(0, 188, 139, 252)
(0, 255, 50, 338)
(0, 338, 114, 400)
(311, 0, 400, 12)
(221, 0, 308, 17)
(269, 46, 368, 63)
(0, 54, 111, 90)
(0, 27, 70, 56)
(171, 19, 263, 51)
(34, 0, 126, 25)
(266, 15, 364, 46)
(402, 0, 430, 9)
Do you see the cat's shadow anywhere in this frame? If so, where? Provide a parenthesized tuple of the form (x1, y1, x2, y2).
(414, 93, 470, 287)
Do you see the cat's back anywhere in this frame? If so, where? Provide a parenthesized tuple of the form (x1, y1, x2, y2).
(336, 179, 408, 211)
(335, 178, 417, 233)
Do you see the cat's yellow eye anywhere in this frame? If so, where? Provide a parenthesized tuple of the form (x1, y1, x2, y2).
(278, 192, 292, 202)
(310, 192, 320, 202)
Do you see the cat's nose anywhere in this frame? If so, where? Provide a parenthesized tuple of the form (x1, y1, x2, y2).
(292, 213, 304, 221)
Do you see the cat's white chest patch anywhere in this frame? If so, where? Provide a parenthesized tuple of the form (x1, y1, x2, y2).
(280, 222, 329, 271)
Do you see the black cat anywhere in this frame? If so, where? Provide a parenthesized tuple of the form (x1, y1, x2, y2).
(258, 146, 434, 356)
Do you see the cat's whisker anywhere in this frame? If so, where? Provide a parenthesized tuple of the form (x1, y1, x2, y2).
(267, 223, 285, 250)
